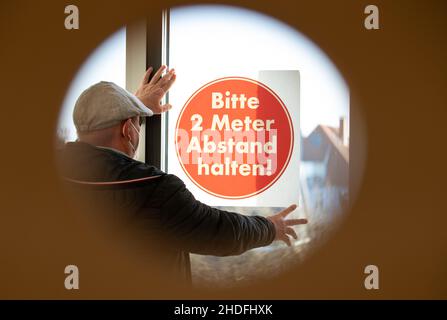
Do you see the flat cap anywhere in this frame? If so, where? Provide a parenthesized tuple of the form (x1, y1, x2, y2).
(73, 81, 153, 132)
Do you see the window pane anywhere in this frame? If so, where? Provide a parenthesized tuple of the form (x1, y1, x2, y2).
(168, 5, 349, 286)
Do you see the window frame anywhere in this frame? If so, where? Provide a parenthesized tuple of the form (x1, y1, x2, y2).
(143, 9, 170, 170)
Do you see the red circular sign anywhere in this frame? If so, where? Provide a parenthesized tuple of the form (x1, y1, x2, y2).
(175, 77, 294, 199)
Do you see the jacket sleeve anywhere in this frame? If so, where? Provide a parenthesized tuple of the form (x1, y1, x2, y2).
(157, 175, 276, 256)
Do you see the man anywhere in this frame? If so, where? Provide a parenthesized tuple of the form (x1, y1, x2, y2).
(58, 65, 307, 286)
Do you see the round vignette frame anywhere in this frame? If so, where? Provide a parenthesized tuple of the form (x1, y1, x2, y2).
(174, 76, 295, 200)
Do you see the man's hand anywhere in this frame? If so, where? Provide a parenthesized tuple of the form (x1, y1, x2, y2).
(135, 65, 176, 114)
(267, 204, 308, 246)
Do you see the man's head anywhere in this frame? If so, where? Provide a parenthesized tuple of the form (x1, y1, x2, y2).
(77, 116, 142, 158)
(73, 81, 152, 158)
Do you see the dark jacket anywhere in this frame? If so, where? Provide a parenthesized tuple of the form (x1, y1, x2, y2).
(58, 142, 276, 285)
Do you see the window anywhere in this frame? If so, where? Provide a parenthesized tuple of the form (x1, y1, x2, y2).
(166, 5, 350, 286)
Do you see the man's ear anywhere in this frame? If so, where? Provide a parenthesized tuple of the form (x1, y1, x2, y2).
(121, 119, 130, 138)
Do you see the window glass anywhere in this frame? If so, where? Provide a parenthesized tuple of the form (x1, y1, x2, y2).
(168, 5, 350, 286)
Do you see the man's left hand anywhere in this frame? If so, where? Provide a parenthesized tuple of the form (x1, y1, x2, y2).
(135, 65, 176, 114)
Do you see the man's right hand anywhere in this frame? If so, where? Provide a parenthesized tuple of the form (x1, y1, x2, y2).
(267, 204, 308, 246)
